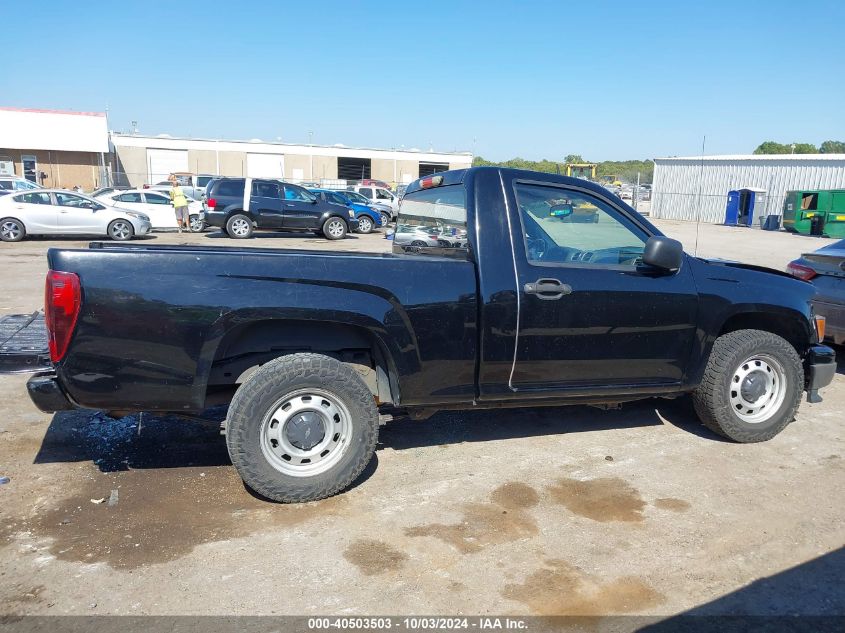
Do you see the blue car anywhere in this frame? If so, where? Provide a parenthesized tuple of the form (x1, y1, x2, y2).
(309, 189, 384, 234)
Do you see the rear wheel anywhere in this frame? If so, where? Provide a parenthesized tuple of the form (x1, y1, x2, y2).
(0, 218, 25, 242)
(225, 353, 379, 503)
(692, 329, 803, 442)
(380, 212, 391, 227)
(357, 216, 373, 234)
(226, 214, 253, 239)
(108, 219, 134, 241)
(323, 217, 347, 240)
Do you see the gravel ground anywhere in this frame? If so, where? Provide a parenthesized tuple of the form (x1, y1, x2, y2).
(0, 222, 842, 618)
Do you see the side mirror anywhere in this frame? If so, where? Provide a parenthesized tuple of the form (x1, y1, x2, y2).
(642, 236, 683, 272)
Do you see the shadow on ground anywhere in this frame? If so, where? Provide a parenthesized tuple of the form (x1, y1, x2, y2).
(33, 396, 717, 474)
(640, 547, 845, 629)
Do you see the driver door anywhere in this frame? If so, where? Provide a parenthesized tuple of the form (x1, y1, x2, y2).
(508, 180, 699, 394)
(281, 184, 320, 228)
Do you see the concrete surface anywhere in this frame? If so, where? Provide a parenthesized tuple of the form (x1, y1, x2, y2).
(0, 222, 843, 617)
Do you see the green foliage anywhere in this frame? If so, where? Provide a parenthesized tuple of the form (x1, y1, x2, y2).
(820, 140, 845, 154)
(472, 156, 654, 183)
(753, 141, 818, 154)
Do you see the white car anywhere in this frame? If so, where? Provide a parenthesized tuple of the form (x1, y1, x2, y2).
(347, 184, 400, 219)
(0, 189, 151, 242)
(96, 189, 205, 231)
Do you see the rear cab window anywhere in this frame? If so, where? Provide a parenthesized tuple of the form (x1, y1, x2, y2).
(394, 184, 468, 256)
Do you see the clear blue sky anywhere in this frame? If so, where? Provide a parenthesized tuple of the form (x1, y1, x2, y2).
(2, 0, 843, 161)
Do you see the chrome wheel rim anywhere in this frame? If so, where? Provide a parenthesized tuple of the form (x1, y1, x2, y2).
(1, 220, 22, 240)
(111, 221, 131, 240)
(259, 388, 352, 477)
(231, 217, 250, 237)
(326, 220, 344, 238)
(729, 354, 787, 423)
(358, 217, 372, 233)
(381, 213, 390, 227)
(189, 215, 203, 232)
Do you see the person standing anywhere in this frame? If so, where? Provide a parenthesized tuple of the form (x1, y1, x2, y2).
(169, 176, 190, 233)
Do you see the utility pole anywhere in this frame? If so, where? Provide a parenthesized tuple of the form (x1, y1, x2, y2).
(634, 172, 640, 210)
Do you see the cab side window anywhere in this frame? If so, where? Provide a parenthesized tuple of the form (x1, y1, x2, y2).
(118, 192, 143, 203)
(394, 185, 467, 254)
(144, 193, 170, 205)
(514, 183, 648, 267)
(282, 185, 313, 201)
(252, 181, 280, 198)
(376, 188, 393, 200)
(18, 192, 52, 205)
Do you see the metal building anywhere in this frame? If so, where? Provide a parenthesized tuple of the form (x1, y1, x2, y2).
(110, 134, 473, 189)
(652, 154, 845, 223)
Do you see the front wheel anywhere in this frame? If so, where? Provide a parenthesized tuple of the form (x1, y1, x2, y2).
(357, 215, 373, 234)
(323, 217, 347, 240)
(225, 353, 379, 502)
(189, 214, 205, 232)
(692, 329, 803, 442)
(0, 217, 25, 242)
(226, 214, 253, 239)
(108, 219, 134, 241)
(380, 212, 391, 227)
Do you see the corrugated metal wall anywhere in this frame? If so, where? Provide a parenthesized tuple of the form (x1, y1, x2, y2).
(652, 157, 845, 223)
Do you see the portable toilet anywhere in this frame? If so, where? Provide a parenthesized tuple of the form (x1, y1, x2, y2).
(725, 188, 766, 226)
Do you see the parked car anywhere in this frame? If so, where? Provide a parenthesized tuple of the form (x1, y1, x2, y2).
(96, 189, 205, 232)
(204, 177, 358, 239)
(0, 177, 43, 196)
(147, 173, 217, 200)
(309, 188, 385, 233)
(787, 239, 845, 345)
(343, 190, 393, 222)
(7, 167, 835, 504)
(347, 184, 400, 219)
(90, 186, 129, 198)
(0, 189, 151, 242)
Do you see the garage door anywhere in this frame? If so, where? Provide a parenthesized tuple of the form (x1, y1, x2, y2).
(247, 153, 285, 179)
(147, 149, 188, 185)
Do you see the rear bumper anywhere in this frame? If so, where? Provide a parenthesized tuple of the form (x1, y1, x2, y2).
(27, 371, 75, 413)
(804, 344, 837, 403)
(204, 210, 227, 228)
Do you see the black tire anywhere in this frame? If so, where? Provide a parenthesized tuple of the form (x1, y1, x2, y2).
(226, 213, 253, 239)
(322, 217, 347, 240)
(107, 219, 134, 241)
(0, 217, 26, 242)
(225, 353, 379, 503)
(188, 214, 205, 232)
(380, 212, 391, 228)
(692, 329, 803, 443)
(357, 215, 374, 234)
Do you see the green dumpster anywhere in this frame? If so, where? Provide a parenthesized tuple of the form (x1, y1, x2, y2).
(782, 189, 845, 238)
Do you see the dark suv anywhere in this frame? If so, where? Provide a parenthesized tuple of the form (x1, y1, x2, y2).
(204, 178, 358, 239)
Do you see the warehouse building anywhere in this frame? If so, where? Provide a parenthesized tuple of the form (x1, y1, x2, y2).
(0, 107, 109, 190)
(110, 134, 473, 189)
(652, 154, 845, 223)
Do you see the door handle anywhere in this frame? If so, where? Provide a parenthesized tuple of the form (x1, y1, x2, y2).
(524, 278, 572, 300)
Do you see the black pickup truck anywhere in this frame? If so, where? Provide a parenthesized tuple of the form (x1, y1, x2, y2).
(8, 167, 836, 502)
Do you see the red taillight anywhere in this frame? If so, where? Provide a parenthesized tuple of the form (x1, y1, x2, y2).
(45, 271, 81, 363)
(786, 261, 817, 281)
(206, 198, 217, 209)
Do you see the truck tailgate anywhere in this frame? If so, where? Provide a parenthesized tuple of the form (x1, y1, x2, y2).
(0, 312, 51, 373)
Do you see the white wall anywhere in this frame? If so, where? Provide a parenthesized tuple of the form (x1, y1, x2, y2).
(0, 107, 109, 152)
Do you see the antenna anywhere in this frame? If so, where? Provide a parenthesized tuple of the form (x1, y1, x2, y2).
(693, 135, 706, 256)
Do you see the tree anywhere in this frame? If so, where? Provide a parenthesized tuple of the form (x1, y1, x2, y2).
(753, 141, 818, 154)
(820, 140, 845, 154)
(564, 154, 586, 163)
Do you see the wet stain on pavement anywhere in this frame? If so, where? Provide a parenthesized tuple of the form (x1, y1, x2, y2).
(343, 539, 408, 575)
(1, 466, 345, 570)
(404, 482, 539, 553)
(653, 497, 691, 512)
(547, 477, 645, 522)
(503, 559, 664, 615)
